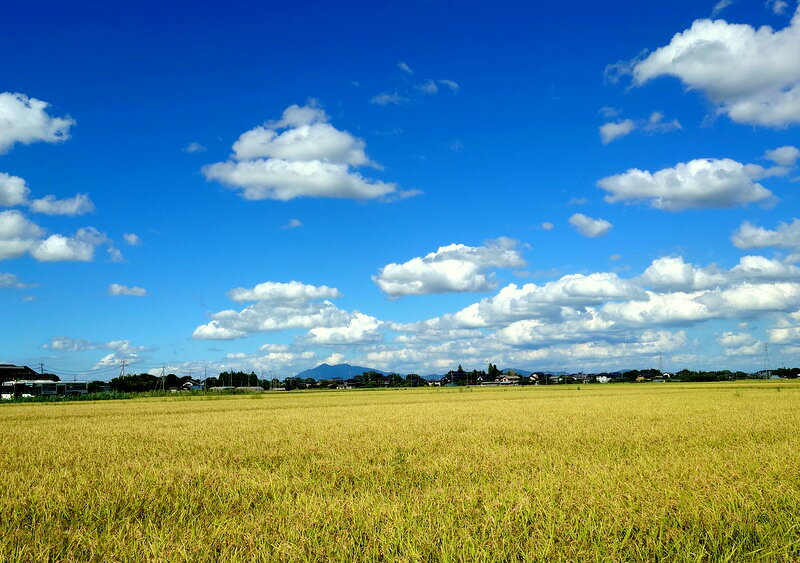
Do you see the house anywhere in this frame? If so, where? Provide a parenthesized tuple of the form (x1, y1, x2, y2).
(0, 364, 58, 383)
(1, 380, 88, 400)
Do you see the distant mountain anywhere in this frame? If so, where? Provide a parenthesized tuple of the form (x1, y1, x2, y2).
(501, 368, 534, 376)
(295, 363, 387, 380)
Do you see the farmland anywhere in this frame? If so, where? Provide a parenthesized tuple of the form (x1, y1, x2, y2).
(1, 382, 799, 561)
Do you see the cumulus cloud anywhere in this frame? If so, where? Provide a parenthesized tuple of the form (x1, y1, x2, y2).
(109, 283, 147, 297)
(29, 193, 94, 216)
(123, 233, 141, 246)
(305, 312, 382, 345)
(767, 0, 789, 15)
(643, 111, 682, 133)
(0, 210, 44, 260)
(323, 352, 346, 365)
(600, 119, 636, 144)
(541, 222, 554, 230)
(0, 272, 32, 289)
(731, 255, 800, 279)
(712, 0, 735, 17)
(599, 112, 681, 144)
(31, 227, 111, 262)
(0, 92, 75, 153)
(418, 80, 438, 94)
(183, 142, 206, 153)
(204, 159, 399, 201)
(0, 173, 30, 206)
(630, 8, 800, 126)
(639, 256, 727, 291)
(438, 79, 460, 91)
(193, 281, 356, 340)
(45, 336, 99, 352)
(598, 158, 776, 211)
(397, 61, 413, 74)
(1, 172, 94, 217)
(228, 280, 340, 303)
(202, 103, 402, 201)
(569, 213, 612, 237)
(394, 272, 643, 332)
(370, 93, 409, 106)
(373, 238, 526, 297)
(731, 218, 800, 252)
(44, 337, 149, 370)
(764, 145, 800, 166)
(599, 106, 620, 118)
(281, 218, 302, 229)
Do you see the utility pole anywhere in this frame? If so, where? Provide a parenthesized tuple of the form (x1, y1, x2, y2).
(39, 362, 45, 375)
(764, 343, 770, 379)
(658, 353, 663, 374)
(119, 360, 127, 378)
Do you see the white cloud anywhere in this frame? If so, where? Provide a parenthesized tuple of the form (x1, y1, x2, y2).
(194, 281, 351, 340)
(373, 238, 526, 297)
(323, 352, 346, 365)
(305, 312, 382, 345)
(600, 113, 681, 144)
(438, 79, 460, 91)
(46, 336, 98, 352)
(569, 213, 612, 237)
(397, 61, 413, 74)
(731, 255, 800, 280)
(639, 256, 727, 291)
(370, 92, 408, 106)
(599, 106, 620, 118)
(399, 272, 643, 331)
(767, 0, 789, 15)
(92, 352, 142, 370)
(109, 283, 147, 297)
(418, 80, 438, 94)
(183, 142, 206, 153)
(601, 290, 715, 326)
(281, 218, 302, 229)
(643, 111, 682, 133)
(1, 172, 94, 217)
(203, 103, 402, 201)
(541, 222, 554, 230)
(600, 119, 636, 144)
(764, 145, 800, 166)
(31, 227, 109, 262)
(0, 173, 30, 206)
(204, 157, 396, 201)
(45, 337, 149, 371)
(123, 233, 141, 246)
(712, 0, 735, 17)
(231, 122, 371, 166)
(0, 92, 75, 153)
(0, 272, 31, 289)
(228, 280, 340, 303)
(731, 218, 800, 252)
(29, 193, 94, 216)
(717, 331, 755, 348)
(598, 158, 776, 211)
(0, 210, 44, 260)
(631, 9, 800, 126)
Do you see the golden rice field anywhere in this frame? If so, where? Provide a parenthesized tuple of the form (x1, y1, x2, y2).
(2, 382, 799, 561)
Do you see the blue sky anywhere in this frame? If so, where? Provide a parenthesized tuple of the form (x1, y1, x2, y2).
(2, 0, 800, 379)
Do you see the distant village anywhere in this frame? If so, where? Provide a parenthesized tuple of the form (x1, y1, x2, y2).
(2, 361, 798, 401)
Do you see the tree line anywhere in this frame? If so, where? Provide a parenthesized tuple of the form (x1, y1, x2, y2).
(82, 365, 800, 394)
